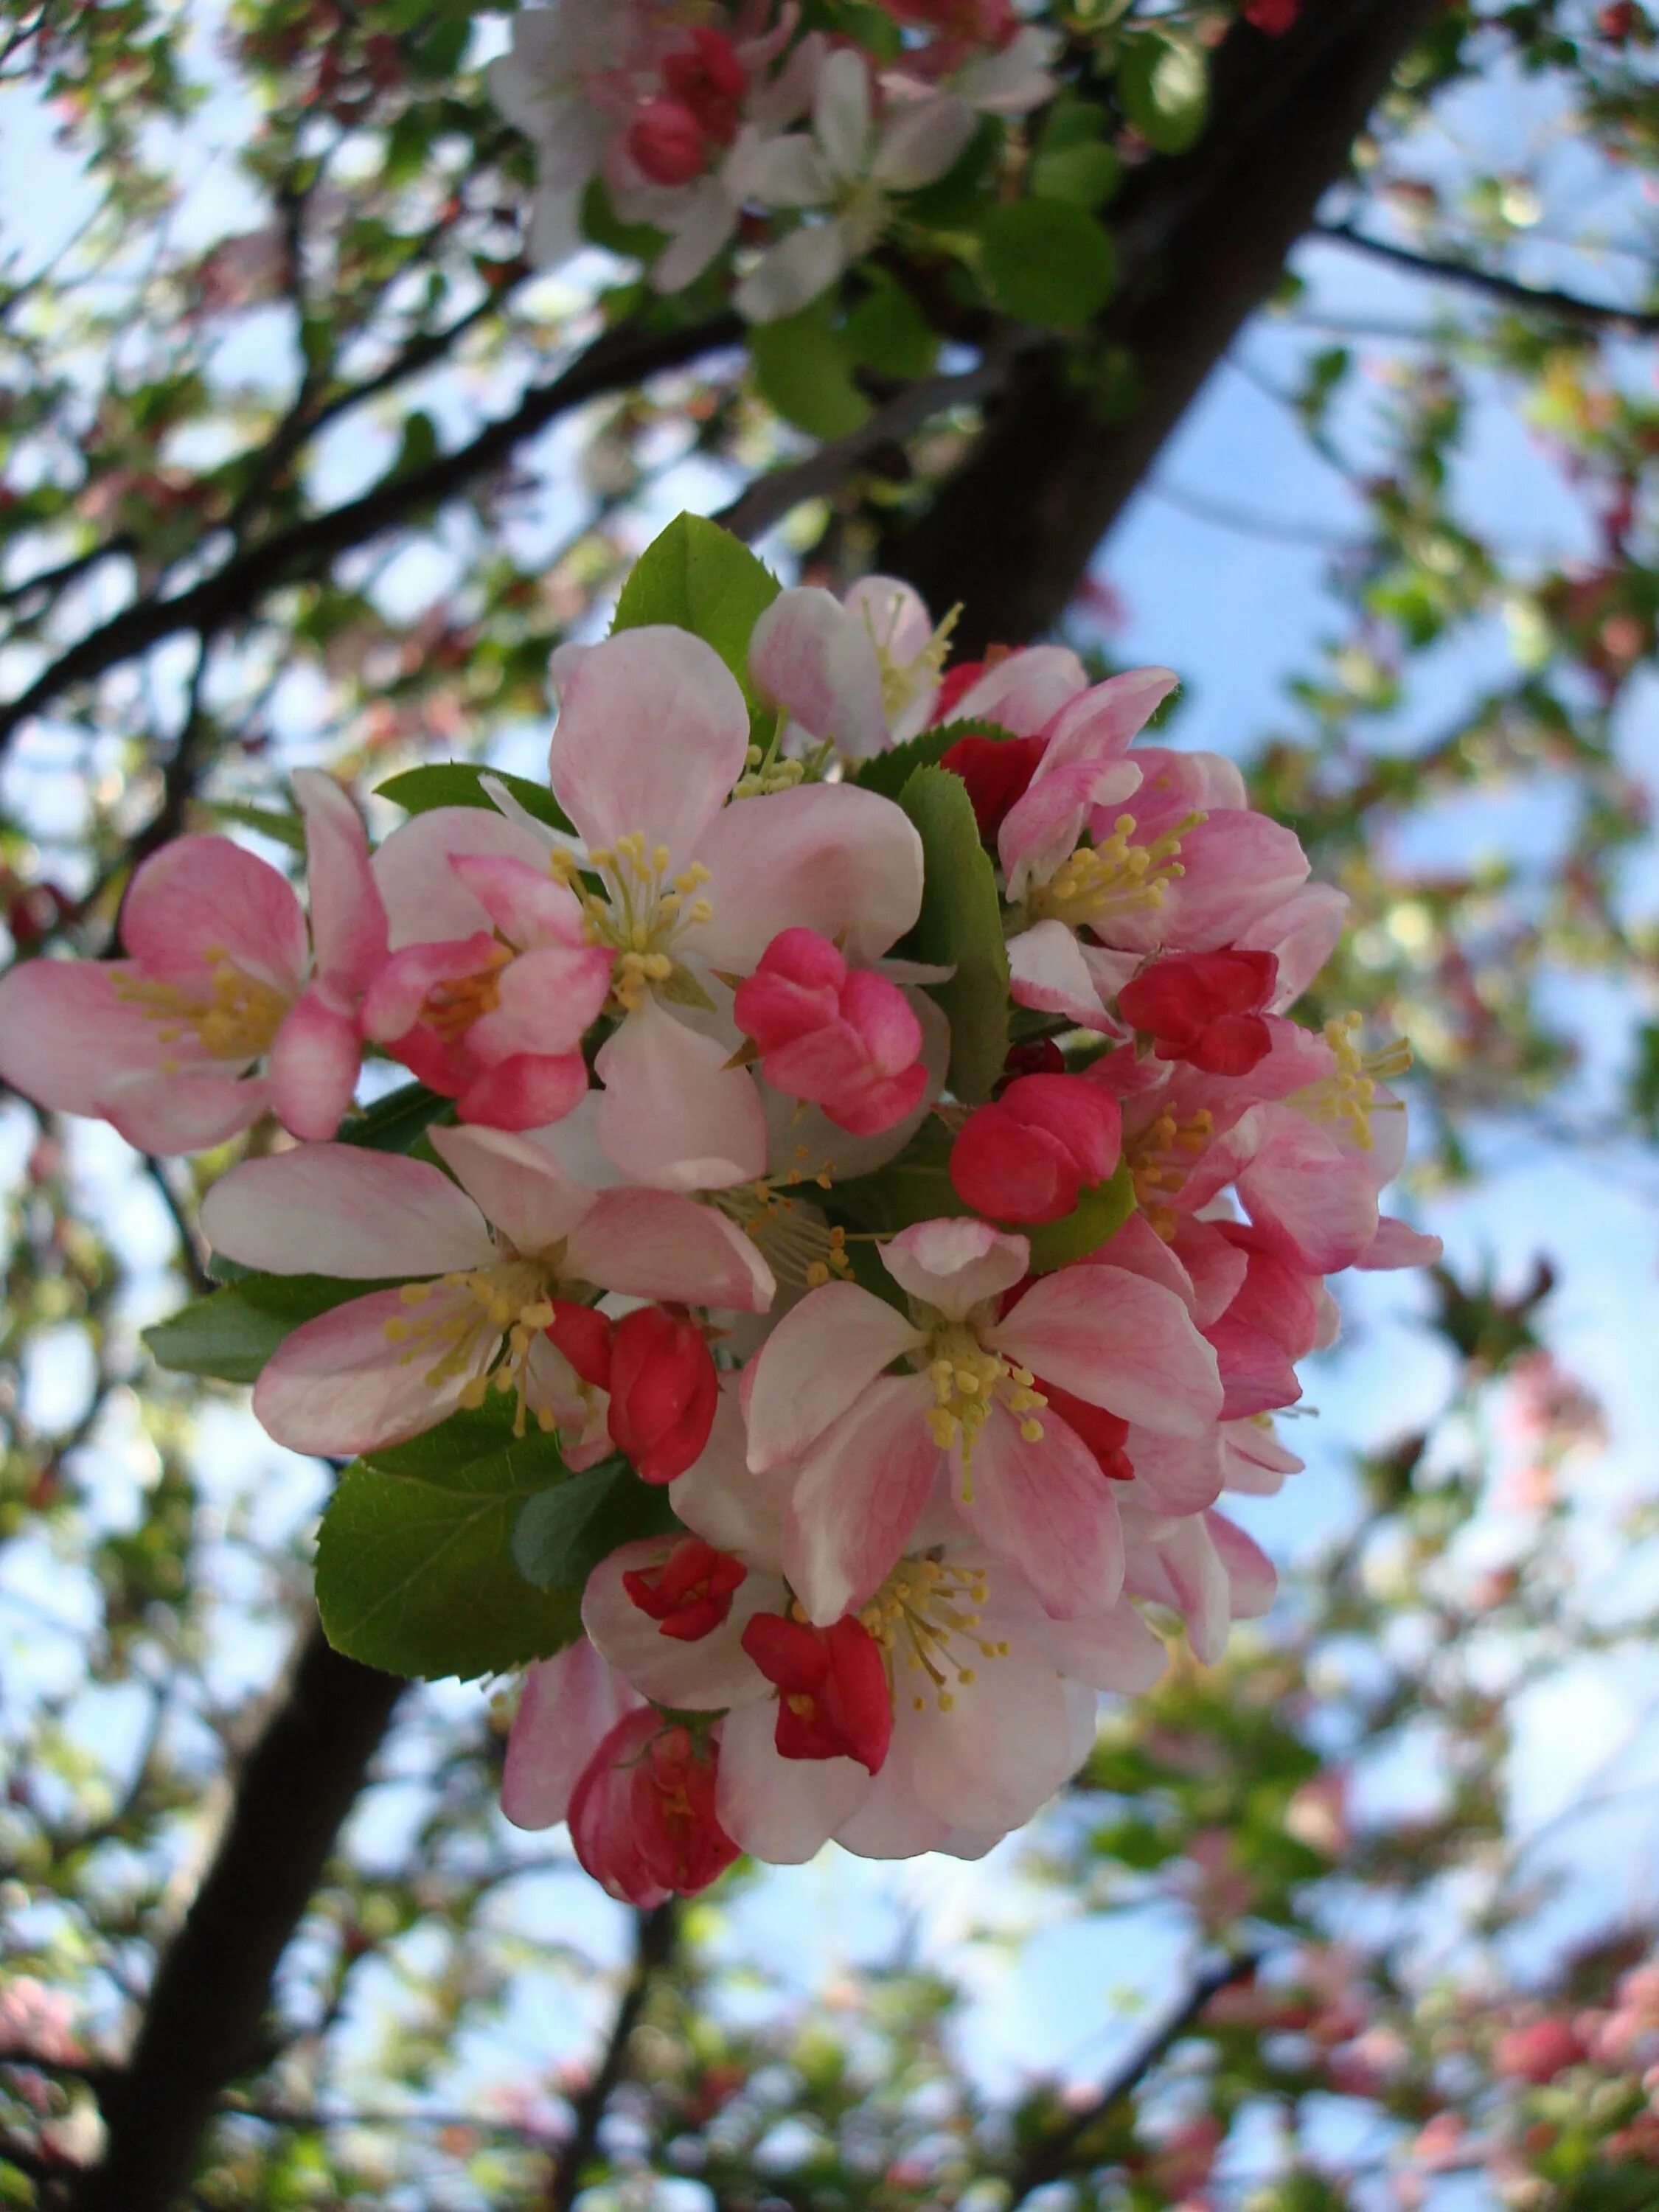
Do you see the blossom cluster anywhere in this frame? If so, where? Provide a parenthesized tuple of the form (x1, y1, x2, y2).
(0, 518, 1436, 1902)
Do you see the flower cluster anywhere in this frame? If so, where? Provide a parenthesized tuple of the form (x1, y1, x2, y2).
(0, 518, 1437, 1900)
(487, 0, 1057, 319)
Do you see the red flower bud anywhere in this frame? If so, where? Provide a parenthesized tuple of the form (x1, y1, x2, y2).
(950, 1074, 1123, 1225)
(740, 1613, 893, 1773)
(1116, 948, 1279, 1077)
(1041, 1384, 1133, 1479)
(545, 1297, 613, 1391)
(1244, 0, 1300, 31)
(733, 927, 927, 1136)
(607, 1305, 718, 1484)
(623, 1537, 748, 1642)
(569, 1709, 738, 1904)
(662, 27, 745, 139)
(938, 732, 1046, 841)
(627, 96, 709, 187)
(1000, 1037, 1065, 1085)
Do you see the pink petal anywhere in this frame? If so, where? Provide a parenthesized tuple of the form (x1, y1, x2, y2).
(903, 1632, 1083, 1832)
(748, 587, 887, 754)
(502, 1641, 645, 1831)
(950, 645, 1087, 737)
(1355, 1215, 1443, 1270)
(1208, 1509, 1276, 1619)
(880, 1217, 1031, 1319)
(669, 1385, 789, 1563)
(372, 807, 551, 951)
(251, 1285, 481, 1455)
(956, 1404, 1124, 1619)
(103, 1070, 273, 1153)
(201, 1144, 494, 1277)
(1092, 1212, 1198, 1311)
(0, 958, 192, 1114)
(467, 942, 614, 1061)
(992, 1265, 1222, 1436)
(685, 782, 925, 970)
(1121, 1425, 1225, 1513)
(1006, 922, 1117, 1032)
(782, 1375, 940, 1622)
(566, 1186, 776, 1312)
(121, 834, 307, 993)
(1236, 1116, 1378, 1273)
(428, 1124, 595, 1254)
(582, 1538, 782, 1708)
(745, 1284, 922, 1470)
(715, 1699, 872, 1863)
(360, 933, 503, 1045)
(446, 851, 588, 951)
(1206, 1313, 1302, 1418)
(293, 768, 387, 995)
(594, 996, 768, 1191)
(1029, 1598, 1168, 1692)
(998, 757, 1142, 902)
(550, 626, 749, 864)
(456, 1051, 590, 1133)
(268, 986, 362, 1140)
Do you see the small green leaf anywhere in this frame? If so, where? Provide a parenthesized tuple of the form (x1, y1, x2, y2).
(375, 762, 574, 836)
(748, 311, 872, 441)
(844, 272, 939, 380)
(829, 1116, 968, 1238)
(207, 800, 307, 852)
(894, 766, 1011, 1103)
(144, 1276, 378, 1385)
(1029, 139, 1121, 212)
(902, 114, 1003, 229)
(980, 201, 1118, 330)
(340, 1080, 451, 1155)
(1023, 1162, 1137, 1273)
(611, 512, 782, 709)
(512, 1461, 680, 1591)
(316, 1431, 584, 1681)
(1117, 30, 1208, 156)
(852, 717, 1016, 804)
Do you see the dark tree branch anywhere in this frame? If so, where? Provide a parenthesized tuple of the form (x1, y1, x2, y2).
(543, 1904, 678, 2212)
(64, 1619, 404, 2212)
(0, 312, 741, 753)
(881, 0, 1444, 648)
(1005, 1950, 1262, 2206)
(1310, 220, 1659, 334)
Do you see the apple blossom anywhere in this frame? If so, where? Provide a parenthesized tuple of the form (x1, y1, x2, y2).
(948, 1072, 1122, 1225)
(732, 927, 928, 1136)
(568, 1708, 739, 1905)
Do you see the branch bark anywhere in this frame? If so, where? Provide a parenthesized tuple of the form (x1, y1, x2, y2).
(880, 0, 1442, 649)
(64, 1619, 403, 2212)
(1310, 220, 1659, 334)
(543, 1905, 678, 2212)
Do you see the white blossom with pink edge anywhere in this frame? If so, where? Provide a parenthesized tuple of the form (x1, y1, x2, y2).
(748, 575, 956, 759)
(744, 1217, 1221, 1625)
(538, 623, 925, 1191)
(0, 769, 384, 1153)
(198, 1124, 773, 1458)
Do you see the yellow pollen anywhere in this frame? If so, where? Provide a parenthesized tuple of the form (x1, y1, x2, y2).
(710, 1176, 850, 1292)
(860, 1553, 1008, 1717)
(912, 1314, 1048, 1490)
(577, 832, 713, 1012)
(111, 960, 291, 1063)
(1290, 1015, 1413, 1154)
(1124, 1105, 1215, 1241)
(378, 1253, 566, 1439)
(418, 942, 513, 1042)
(1026, 812, 1202, 931)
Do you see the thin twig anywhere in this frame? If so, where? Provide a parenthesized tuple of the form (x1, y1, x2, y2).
(1312, 221, 1659, 334)
(542, 1904, 678, 2212)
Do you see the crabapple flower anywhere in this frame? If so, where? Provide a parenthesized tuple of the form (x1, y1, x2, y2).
(740, 1611, 893, 1770)
(568, 1707, 738, 1905)
(198, 1123, 772, 1456)
(940, 731, 1047, 841)
(1118, 948, 1281, 1077)
(745, 1217, 1221, 1622)
(0, 771, 384, 1152)
(733, 928, 928, 1136)
(540, 624, 925, 1189)
(949, 1073, 1122, 1225)
(748, 577, 955, 757)
(737, 49, 975, 322)
(366, 807, 612, 1131)
(606, 1303, 720, 1483)
(502, 1638, 644, 1831)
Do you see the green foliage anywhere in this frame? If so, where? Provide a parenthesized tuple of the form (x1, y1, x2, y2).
(979, 201, 1118, 330)
(144, 1276, 378, 1385)
(844, 273, 939, 380)
(375, 762, 574, 836)
(1117, 29, 1209, 154)
(611, 512, 782, 709)
(851, 716, 1015, 802)
(1024, 1161, 1136, 1272)
(512, 1460, 681, 1592)
(894, 766, 1012, 1102)
(749, 308, 872, 439)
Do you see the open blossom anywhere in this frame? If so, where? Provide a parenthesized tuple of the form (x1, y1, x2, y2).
(199, 1123, 772, 1455)
(733, 927, 928, 1135)
(749, 577, 956, 757)
(745, 1216, 1221, 1622)
(0, 771, 384, 1152)
(568, 1706, 739, 1905)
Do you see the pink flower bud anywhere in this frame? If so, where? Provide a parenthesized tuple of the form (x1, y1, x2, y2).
(607, 1305, 719, 1484)
(1116, 948, 1279, 1076)
(627, 96, 709, 187)
(732, 927, 927, 1136)
(546, 1297, 613, 1391)
(622, 1537, 748, 1642)
(662, 28, 745, 140)
(1495, 2017, 1586, 2084)
(950, 1074, 1123, 1225)
(939, 731, 1046, 841)
(740, 1613, 893, 1773)
(568, 1708, 738, 1905)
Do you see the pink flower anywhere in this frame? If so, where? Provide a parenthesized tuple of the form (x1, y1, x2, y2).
(1495, 2017, 1585, 2084)
(569, 1708, 739, 1905)
(606, 1304, 720, 1483)
(365, 808, 612, 1131)
(949, 1073, 1122, 1225)
(198, 1123, 772, 1455)
(539, 625, 925, 1189)
(733, 928, 927, 1135)
(745, 1217, 1220, 1621)
(936, 643, 1088, 734)
(740, 1611, 893, 1770)
(1121, 1503, 1276, 1663)
(1118, 949, 1280, 1076)
(939, 731, 1047, 841)
(502, 1638, 644, 1831)
(0, 771, 384, 1152)
(748, 577, 953, 757)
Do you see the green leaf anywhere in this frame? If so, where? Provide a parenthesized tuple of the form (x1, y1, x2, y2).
(611, 512, 782, 710)
(1029, 139, 1121, 212)
(206, 800, 306, 852)
(512, 1460, 681, 1591)
(852, 717, 1016, 804)
(902, 114, 1003, 229)
(375, 762, 574, 837)
(144, 1276, 378, 1385)
(980, 201, 1118, 330)
(1117, 31, 1208, 156)
(748, 311, 872, 441)
(894, 767, 1011, 1103)
(1023, 1161, 1137, 1273)
(844, 272, 939, 380)
(829, 1116, 968, 1239)
(316, 1431, 585, 1680)
(580, 174, 668, 263)
(340, 1080, 451, 1155)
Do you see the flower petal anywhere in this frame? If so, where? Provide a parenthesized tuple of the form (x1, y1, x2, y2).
(582, 1538, 783, 1708)
(735, 219, 852, 321)
(372, 808, 552, 951)
(745, 1284, 922, 1470)
(566, 1186, 776, 1312)
(268, 986, 362, 1141)
(1006, 922, 1118, 1032)
(122, 834, 307, 993)
(782, 1375, 941, 1622)
(956, 1404, 1124, 1618)
(502, 1641, 644, 1831)
(293, 768, 387, 994)
(992, 1265, 1222, 1436)
(427, 1123, 595, 1254)
(201, 1144, 493, 1277)
(686, 782, 925, 970)
(595, 996, 768, 1191)
(714, 1699, 871, 1863)
(252, 1286, 481, 1455)
(880, 1217, 1030, 1320)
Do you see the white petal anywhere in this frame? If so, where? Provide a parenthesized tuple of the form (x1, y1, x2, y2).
(745, 1284, 922, 1470)
(201, 1145, 493, 1278)
(428, 1123, 594, 1255)
(880, 1218, 1030, 1320)
(715, 1700, 871, 1863)
(582, 1539, 782, 1708)
(594, 997, 768, 1192)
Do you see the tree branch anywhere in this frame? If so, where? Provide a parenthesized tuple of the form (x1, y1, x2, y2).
(64, 1618, 404, 2212)
(0, 312, 741, 754)
(1310, 220, 1659, 334)
(1005, 1950, 1262, 2207)
(543, 1904, 678, 2212)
